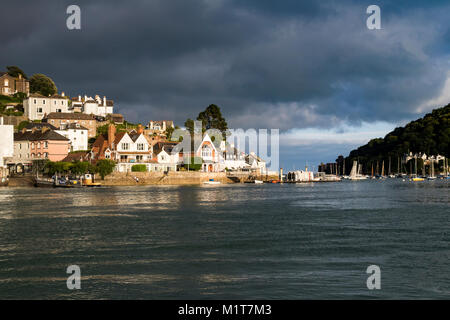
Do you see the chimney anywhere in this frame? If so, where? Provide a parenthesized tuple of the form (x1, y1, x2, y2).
(108, 124, 116, 146)
(61, 92, 65, 97)
(18, 74, 22, 80)
(78, 95, 81, 101)
(103, 96, 106, 106)
(137, 124, 144, 135)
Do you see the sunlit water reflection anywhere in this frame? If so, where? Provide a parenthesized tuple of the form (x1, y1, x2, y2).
(0, 180, 448, 299)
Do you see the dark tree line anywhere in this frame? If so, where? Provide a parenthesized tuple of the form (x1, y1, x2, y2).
(343, 104, 450, 175)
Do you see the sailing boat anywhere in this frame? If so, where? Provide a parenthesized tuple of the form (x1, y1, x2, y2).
(349, 160, 367, 180)
(388, 157, 395, 178)
(380, 160, 386, 179)
(412, 156, 424, 181)
(428, 159, 436, 180)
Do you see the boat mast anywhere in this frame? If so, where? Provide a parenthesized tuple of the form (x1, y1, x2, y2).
(388, 157, 391, 175)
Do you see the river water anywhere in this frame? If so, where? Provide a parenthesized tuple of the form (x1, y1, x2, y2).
(0, 180, 449, 299)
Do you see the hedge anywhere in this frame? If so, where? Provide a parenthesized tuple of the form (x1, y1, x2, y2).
(131, 164, 147, 172)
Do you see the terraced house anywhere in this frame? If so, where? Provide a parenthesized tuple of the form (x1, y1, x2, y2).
(9, 127, 70, 173)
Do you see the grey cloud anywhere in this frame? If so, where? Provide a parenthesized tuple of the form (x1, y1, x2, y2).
(1, 0, 449, 132)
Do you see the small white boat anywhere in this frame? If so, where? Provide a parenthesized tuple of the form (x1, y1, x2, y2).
(204, 179, 221, 185)
(254, 180, 264, 184)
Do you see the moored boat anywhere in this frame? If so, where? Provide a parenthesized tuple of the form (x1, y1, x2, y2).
(204, 179, 221, 185)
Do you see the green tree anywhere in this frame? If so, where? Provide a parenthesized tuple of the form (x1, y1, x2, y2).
(45, 161, 73, 175)
(71, 161, 94, 175)
(197, 104, 228, 136)
(184, 118, 195, 135)
(7, 66, 27, 79)
(30, 74, 57, 96)
(95, 160, 116, 179)
(17, 121, 29, 131)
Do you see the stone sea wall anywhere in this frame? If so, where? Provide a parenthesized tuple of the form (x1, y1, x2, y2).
(101, 171, 234, 186)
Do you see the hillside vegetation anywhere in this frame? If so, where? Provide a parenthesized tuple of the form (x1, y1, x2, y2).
(346, 104, 450, 174)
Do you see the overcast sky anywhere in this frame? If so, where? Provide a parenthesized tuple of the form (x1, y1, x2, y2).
(1, 0, 449, 169)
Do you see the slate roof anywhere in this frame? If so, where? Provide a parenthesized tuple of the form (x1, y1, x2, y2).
(25, 122, 57, 131)
(44, 112, 95, 120)
(14, 129, 70, 142)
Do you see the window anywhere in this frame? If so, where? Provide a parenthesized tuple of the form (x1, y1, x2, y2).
(37, 142, 41, 149)
(37, 108, 43, 113)
(19, 143, 22, 150)
(31, 143, 35, 149)
(202, 145, 212, 158)
(31, 153, 35, 158)
(57, 109, 62, 113)
(120, 155, 128, 161)
(137, 143, 145, 151)
(121, 143, 129, 150)
(37, 153, 41, 158)
(43, 100, 45, 105)
(44, 152, 48, 158)
(136, 155, 143, 161)
(34, 99, 37, 104)
(44, 142, 48, 148)
(4, 79, 8, 86)
(54, 101, 57, 105)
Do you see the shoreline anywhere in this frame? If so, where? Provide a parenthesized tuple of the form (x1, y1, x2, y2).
(6, 172, 280, 187)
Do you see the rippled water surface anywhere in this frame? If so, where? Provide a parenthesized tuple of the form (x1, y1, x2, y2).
(0, 180, 449, 299)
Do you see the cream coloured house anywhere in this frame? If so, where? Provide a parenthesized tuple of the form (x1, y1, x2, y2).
(24, 93, 69, 120)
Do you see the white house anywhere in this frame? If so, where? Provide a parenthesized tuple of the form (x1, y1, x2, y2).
(220, 142, 249, 171)
(245, 152, 267, 174)
(24, 93, 69, 121)
(153, 142, 179, 172)
(113, 130, 154, 172)
(56, 123, 89, 152)
(0, 117, 13, 168)
(70, 94, 114, 117)
(193, 133, 222, 172)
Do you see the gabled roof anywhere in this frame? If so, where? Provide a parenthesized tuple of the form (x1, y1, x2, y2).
(153, 141, 179, 155)
(14, 129, 70, 142)
(62, 151, 90, 162)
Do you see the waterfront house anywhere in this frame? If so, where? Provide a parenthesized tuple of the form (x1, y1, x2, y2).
(91, 124, 156, 172)
(245, 152, 267, 175)
(221, 143, 249, 171)
(193, 133, 221, 172)
(23, 93, 69, 121)
(9, 127, 70, 173)
(152, 141, 180, 172)
(55, 123, 89, 152)
(43, 112, 97, 138)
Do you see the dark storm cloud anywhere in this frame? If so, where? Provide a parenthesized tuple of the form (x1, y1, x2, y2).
(1, 0, 449, 130)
